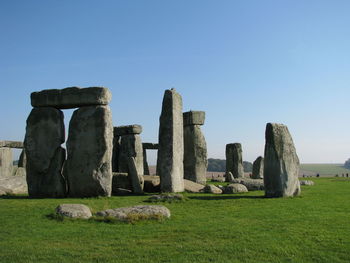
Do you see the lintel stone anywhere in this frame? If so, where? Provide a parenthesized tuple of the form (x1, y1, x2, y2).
(142, 143, 159, 150)
(0, 141, 23, 149)
(114, 125, 142, 136)
(183, 111, 205, 126)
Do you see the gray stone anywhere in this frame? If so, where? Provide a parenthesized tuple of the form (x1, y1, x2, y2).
(0, 176, 28, 194)
(183, 112, 208, 184)
(0, 188, 6, 196)
(118, 133, 144, 193)
(224, 183, 248, 194)
(184, 179, 205, 193)
(14, 167, 26, 177)
(252, 156, 264, 179)
(114, 125, 142, 136)
(18, 150, 26, 168)
(112, 173, 132, 193)
(96, 205, 171, 220)
(64, 105, 113, 197)
(147, 193, 184, 202)
(55, 204, 92, 219)
(183, 111, 205, 126)
(231, 178, 264, 191)
(113, 188, 133, 195)
(143, 175, 160, 193)
(0, 147, 13, 178)
(211, 176, 226, 183)
(31, 87, 112, 109)
(264, 123, 301, 197)
(203, 184, 223, 194)
(0, 141, 23, 148)
(142, 143, 159, 150)
(226, 143, 244, 179)
(225, 172, 235, 182)
(142, 143, 158, 175)
(24, 107, 66, 197)
(299, 180, 315, 186)
(157, 89, 184, 192)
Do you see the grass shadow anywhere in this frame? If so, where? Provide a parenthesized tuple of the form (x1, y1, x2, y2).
(0, 195, 30, 199)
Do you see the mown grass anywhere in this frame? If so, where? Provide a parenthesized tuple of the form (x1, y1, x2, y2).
(1, 178, 350, 263)
(300, 163, 350, 176)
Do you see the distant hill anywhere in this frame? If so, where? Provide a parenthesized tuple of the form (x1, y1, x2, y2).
(207, 158, 252, 173)
(300, 163, 350, 176)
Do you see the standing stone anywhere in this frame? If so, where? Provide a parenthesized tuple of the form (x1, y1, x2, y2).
(18, 150, 26, 168)
(225, 143, 244, 180)
(112, 132, 121, 173)
(157, 88, 184, 192)
(116, 125, 144, 193)
(264, 123, 300, 197)
(64, 105, 113, 197)
(0, 147, 13, 178)
(183, 111, 207, 184)
(24, 107, 66, 197)
(142, 143, 158, 176)
(252, 156, 264, 179)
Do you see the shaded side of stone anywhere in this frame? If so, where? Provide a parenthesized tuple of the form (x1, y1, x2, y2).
(24, 107, 66, 197)
(225, 143, 244, 179)
(157, 89, 184, 192)
(183, 111, 205, 126)
(65, 105, 113, 197)
(263, 123, 300, 197)
(18, 150, 27, 168)
(114, 125, 142, 136)
(252, 156, 264, 179)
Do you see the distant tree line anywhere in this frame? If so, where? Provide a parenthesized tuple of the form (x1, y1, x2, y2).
(207, 158, 253, 173)
(345, 159, 350, 169)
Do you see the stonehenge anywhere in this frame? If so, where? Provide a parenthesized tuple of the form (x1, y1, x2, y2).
(263, 123, 300, 197)
(252, 156, 264, 179)
(142, 143, 158, 175)
(0, 140, 25, 178)
(183, 111, 207, 184)
(157, 88, 184, 193)
(225, 143, 244, 180)
(24, 87, 113, 198)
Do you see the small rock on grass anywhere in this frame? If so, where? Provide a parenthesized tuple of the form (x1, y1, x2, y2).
(146, 193, 185, 202)
(55, 204, 92, 219)
(299, 180, 315, 186)
(224, 183, 248, 194)
(202, 184, 223, 194)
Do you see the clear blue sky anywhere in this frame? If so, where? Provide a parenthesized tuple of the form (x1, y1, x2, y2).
(1, 0, 349, 164)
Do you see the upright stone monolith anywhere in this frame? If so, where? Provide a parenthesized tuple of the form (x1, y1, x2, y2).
(0, 147, 13, 177)
(157, 88, 184, 192)
(116, 125, 144, 193)
(183, 111, 207, 184)
(64, 105, 113, 197)
(252, 156, 264, 179)
(225, 143, 244, 180)
(24, 107, 66, 197)
(263, 123, 300, 197)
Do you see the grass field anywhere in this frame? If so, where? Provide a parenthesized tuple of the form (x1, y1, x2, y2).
(1, 177, 350, 263)
(300, 163, 350, 176)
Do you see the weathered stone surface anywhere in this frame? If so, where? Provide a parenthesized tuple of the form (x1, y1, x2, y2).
(64, 105, 113, 197)
(0, 176, 28, 194)
(211, 176, 226, 183)
(264, 123, 301, 197)
(113, 188, 133, 195)
(184, 123, 208, 184)
(203, 184, 222, 194)
(31, 87, 112, 109)
(231, 178, 264, 191)
(299, 180, 315, 186)
(0, 188, 6, 196)
(184, 179, 205, 193)
(112, 173, 131, 193)
(118, 134, 144, 193)
(225, 172, 235, 182)
(114, 125, 142, 136)
(0, 141, 23, 148)
(157, 89, 184, 192)
(0, 147, 13, 178)
(183, 111, 205, 126)
(252, 156, 264, 179)
(224, 183, 248, 194)
(13, 167, 26, 177)
(143, 175, 160, 193)
(24, 107, 66, 197)
(18, 150, 26, 168)
(55, 204, 92, 219)
(96, 205, 171, 220)
(142, 143, 159, 150)
(226, 143, 244, 179)
(112, 131, 120, 173)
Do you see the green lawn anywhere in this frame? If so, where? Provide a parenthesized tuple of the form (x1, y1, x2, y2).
(1, 178, 350, 263)
(300, 163, 350, 176)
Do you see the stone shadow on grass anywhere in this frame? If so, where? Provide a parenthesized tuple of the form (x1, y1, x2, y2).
(188, 195, 265, 201)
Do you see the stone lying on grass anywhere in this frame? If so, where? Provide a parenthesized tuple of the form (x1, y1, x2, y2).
(211, 177, 225, 183)
(231, 178, 264, 191)
(224, 184, 248, 194)
(146, 193, 185, 202)
(0, 176, 28, 195)
(202, 184, 222, 194)
(184, 179, 205, 193)
(56, 204, 92, 219)
(96, 205, 171, 221)
(0, 188, 7, 196)
(113, 188, 133, 195)
(299, 180, 315, 186)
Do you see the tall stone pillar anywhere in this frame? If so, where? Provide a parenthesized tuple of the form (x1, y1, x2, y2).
(24, 107, 66, 197)
(264, 123, 300, 197)
(65, 105, 113, 197)
(143, 148, 150, 175)
(252, 156, 264, 179)
(183, 111, 207, 184)
(115, 125, 144, 194)
(0, 147, 13, 177)
(225, 143, 244, 180)
(157, 88, 184, 192)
